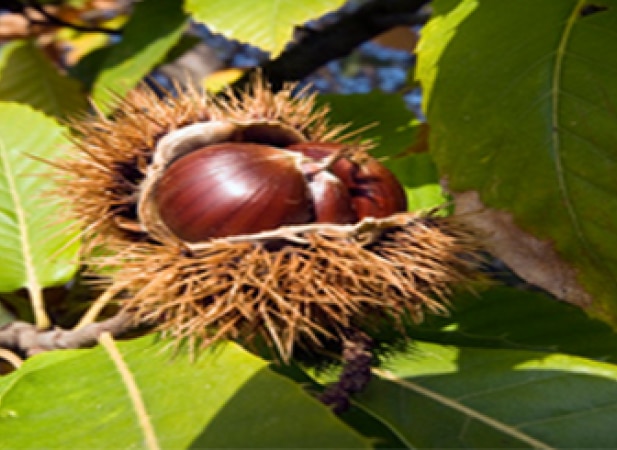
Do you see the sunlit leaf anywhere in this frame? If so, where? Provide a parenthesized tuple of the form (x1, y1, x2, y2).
(409, 286, 617, 363)
(0, 336, 370, 449)
(185, 0, 347, 57)
(203, 68, 246, 93)
(0, 40, 87, 118)
(0, 103, 80, 326)
(61, 28, 112, 66)
(90, 0, 187, 111)
(416, 0, 617, 323)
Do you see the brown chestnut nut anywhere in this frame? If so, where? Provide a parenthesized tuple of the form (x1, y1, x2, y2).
(152, 141, 407, 243)
(288, 142, 408, 219)
(154, 143, 312, 242)
(306, 167, 357, 224)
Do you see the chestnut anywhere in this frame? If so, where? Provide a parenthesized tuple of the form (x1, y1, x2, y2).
(288, 142, 408, 219)
(149, 140, 408, 243)
(154, 143, 312, 242)
(306, 168, 357, 224)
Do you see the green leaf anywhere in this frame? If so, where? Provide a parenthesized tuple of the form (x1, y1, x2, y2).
(318, 92, 446, 211)
(355, 342, 617, 448)
(90, 0, 187, 111)
(0, 302, 13, 327)
(0, 336, 370, 449)
(0, 103, 80, 327)
(409, 286, 617, 363)
(416, 0, 617, 322)
(185, 0, 347, 57)
(0, 40, 87, 119)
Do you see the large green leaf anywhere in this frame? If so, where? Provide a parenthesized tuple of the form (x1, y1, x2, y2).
(319, 92, 445, 212)
(0, 335, 370, 449)
(185, 0, 347, 57)
(90, 0, 187, 111)
(415, 1, 617, 322)
(305, 340, 617, 449)
(307, 286, 617, 447)
(352, 342, 617, 448)
(0, 40, 87, 119)
(0, 103, 80, 327)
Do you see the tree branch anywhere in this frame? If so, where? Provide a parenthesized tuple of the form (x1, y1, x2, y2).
(0, 310, 141, 358)
(235, 0, 430, 91)
(23, 0, 121, 36)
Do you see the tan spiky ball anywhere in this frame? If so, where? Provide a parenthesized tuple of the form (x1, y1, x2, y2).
(58, 79, 483, 361)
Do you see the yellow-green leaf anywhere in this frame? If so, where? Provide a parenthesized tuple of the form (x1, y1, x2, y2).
(0, 336, 370, 449)
(0, 103, 80, 327)
(90, 0, 187, 111)
(185, 0, 347, 57)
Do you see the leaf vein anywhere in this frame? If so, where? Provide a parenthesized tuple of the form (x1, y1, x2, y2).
(373, 368, 556, 450)
(99, 332, 160, 450)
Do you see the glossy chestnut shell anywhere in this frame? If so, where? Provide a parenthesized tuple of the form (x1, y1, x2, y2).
(151, 141, 407, 243)
(155, 143, 311, 241)
(289, 142, 408, 220)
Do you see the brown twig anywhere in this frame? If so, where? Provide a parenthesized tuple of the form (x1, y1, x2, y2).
(0, 310, 140, 358)
(234, 0, 430, 91)
(22, 0, 122, 36)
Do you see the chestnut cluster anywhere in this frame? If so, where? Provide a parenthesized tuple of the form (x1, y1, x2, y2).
(152, 141, 407, 242)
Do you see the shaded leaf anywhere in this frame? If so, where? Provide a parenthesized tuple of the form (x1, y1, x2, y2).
(0, 103, 79, 299)
(0, 40, 87, 118)
(90, 0, 187, 111)
(355, 342, 617, 448)
(185, 0, 346, 57)
(416, 0, 617, 323)
(0, 302, 13, 327)
(318, 92, 445, 211)
(408, 286, 617, 363)
(0, 336, 370, 449)
(69, 43, 113, 90)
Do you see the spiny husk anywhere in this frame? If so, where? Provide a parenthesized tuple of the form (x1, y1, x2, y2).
(58, 79, 348, 244)
(91, 213, 483, 361)
(57, 78, 485, 361)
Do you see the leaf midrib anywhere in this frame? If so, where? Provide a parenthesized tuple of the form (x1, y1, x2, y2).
(100, 333, 160, 450)
(0, 139, 42, 311)
(550, 1, 590, 257)
(373, 368, 556, 450)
